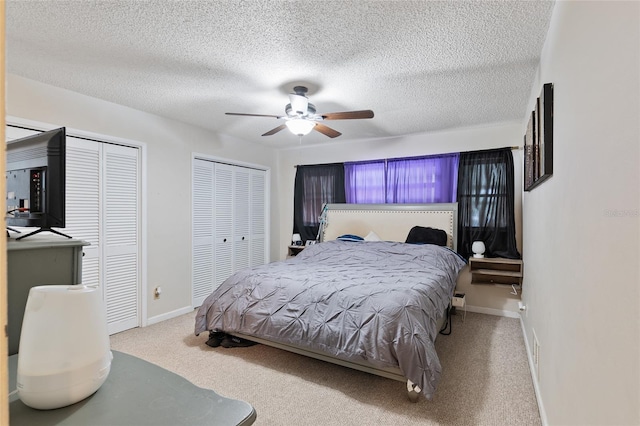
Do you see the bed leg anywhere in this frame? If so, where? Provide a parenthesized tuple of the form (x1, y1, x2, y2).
(406, 380, 421, 403)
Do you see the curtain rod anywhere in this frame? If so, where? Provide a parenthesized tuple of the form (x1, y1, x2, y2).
(293, 146, 521, 168)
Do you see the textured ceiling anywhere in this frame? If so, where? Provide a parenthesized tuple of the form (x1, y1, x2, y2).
(6, 1, 555, 148)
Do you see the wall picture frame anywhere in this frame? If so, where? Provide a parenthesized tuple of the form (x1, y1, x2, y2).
(524, 110, 535, 190)
(524, 83, 554, 191)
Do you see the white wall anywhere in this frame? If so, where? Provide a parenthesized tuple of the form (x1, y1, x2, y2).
(521, 2, 639, 424)
(277, 122, 525, 314)
(6, 74, 280, 321)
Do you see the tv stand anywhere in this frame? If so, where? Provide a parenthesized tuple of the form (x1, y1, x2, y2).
(15, 227, 72, 240)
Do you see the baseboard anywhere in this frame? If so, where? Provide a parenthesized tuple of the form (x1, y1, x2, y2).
(465, 304, 520, 318)
(520, 316, 549, 426)
(146, 306, 194, 326)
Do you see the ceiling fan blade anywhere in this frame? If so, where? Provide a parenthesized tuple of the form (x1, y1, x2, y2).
(321, 110, 374, 120)
(226, 112, 284, 119)
(262, 124, 287, 136)
(314, 123, 342, 138)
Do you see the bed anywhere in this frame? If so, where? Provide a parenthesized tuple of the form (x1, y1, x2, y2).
(195, 203, 466, 401)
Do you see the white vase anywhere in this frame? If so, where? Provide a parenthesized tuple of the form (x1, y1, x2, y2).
(17, 285, 112, 410)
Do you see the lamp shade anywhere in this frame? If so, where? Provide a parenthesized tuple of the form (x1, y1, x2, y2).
(17, 285, 112, 410)
(285, 119, 316, 136)
(472, 241, 486, 258)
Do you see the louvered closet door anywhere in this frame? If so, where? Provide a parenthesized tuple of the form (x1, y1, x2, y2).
(233, 167, 251, 271)
(5, 126, 39, 141)
(192, 160, 214, 307)
(250, 170, 267, 266)
(214, 163, 234, 288)
(65, 137, 101, 288)
(104, 144, 140, 334)
(191, 160, 268, 308)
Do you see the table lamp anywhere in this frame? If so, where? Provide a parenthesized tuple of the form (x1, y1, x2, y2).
(292, 233, 302, 246)
(472, 241, 486, 258)
(17, 285, 112, 410)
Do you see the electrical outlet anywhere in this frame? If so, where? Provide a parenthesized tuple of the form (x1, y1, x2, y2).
(154, 286, 162, 299)
(532, 329, 540, 381)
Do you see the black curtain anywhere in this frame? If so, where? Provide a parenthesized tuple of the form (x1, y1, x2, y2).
(293, 163, 346, 242)
(457, 148, 520, 259)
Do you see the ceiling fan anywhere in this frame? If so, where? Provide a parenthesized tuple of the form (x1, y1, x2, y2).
(225, 86, 374, 138)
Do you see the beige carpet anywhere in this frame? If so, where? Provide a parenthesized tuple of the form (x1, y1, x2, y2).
(110, 311, 541, 426)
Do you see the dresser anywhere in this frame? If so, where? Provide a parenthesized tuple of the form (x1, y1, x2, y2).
(7, 235, 88, 355)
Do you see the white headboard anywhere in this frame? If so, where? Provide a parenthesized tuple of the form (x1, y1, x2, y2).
(319, 203, 458, 250)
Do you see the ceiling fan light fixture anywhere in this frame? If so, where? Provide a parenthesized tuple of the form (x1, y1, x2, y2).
(289, 94, 308, 115)
(226, 85, 373, 140)
(286, 119, 316, 136)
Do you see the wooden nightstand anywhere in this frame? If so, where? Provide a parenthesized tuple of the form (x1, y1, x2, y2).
(287, 245, 305, 258)
(469, 257, 523, 285)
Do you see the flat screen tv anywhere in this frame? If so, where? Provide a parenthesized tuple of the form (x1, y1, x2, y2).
(5, 127, 70, 240)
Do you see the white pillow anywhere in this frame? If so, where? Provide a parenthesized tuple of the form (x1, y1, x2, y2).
(364, 231, 381, 241)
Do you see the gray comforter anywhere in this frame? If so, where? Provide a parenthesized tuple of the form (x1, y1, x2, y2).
(195, 240, 466, 399)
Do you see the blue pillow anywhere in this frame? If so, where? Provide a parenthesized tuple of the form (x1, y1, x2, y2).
(337, 234, 364, 242)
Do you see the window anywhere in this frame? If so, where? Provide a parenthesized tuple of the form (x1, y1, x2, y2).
(386, 154, 459, 203)
(293, 164, 345, 242)
(344, 160, 386, 203)
(344, 153, 459, 204)
(457, 148, 520, 259)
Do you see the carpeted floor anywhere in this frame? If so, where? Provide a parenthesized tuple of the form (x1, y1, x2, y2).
(110, 310, 541, 426)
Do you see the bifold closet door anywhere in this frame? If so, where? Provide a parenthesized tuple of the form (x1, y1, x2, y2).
(65, 138, 140, 335)
(233, 167, 251, 271)
(214, 163, 235, 289)
(65, 137, 101, 289)
(103, 143, 140, 334)
(250, 169, 267, 266)
(192, 160, 215, 307)
(5, 126, 38, 141)
(191, 159, 267, 308)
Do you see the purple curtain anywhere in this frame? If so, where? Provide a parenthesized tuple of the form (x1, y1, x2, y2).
(344, 160, 386, 203)
(385, 153, 459, 203)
